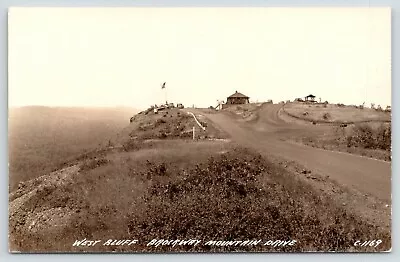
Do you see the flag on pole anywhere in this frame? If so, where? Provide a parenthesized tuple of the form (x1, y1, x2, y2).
(161, 82, 166, 89)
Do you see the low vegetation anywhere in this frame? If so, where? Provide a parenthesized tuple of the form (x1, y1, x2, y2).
(127, 108, 224, 142)
(284, 103, 391, 123)
(298, 123, 391, 161)
(128, 148, 390, 252)
(9, 141, 390, 252)
(223, 103, 264, 121)
(8, 104, 391, 253)
(346, 124, 391, 151)
(282, 103, 391, 161)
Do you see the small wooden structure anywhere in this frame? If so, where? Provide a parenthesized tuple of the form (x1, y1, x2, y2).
(226, 91, 250, 105)
(305, 94, 316, 102)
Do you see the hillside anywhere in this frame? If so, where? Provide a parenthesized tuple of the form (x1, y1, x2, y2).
(8, 106, 138, 191)
(283, 103, 391, 123)
(9, 106, 390, 252)
(279, 103, 391, 161)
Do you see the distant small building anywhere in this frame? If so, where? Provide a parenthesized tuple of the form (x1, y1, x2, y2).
(226, 91, 250, 105)
(305, 94, 316, 102)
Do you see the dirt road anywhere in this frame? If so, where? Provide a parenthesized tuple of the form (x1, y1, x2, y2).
(196, 104, 391, 203)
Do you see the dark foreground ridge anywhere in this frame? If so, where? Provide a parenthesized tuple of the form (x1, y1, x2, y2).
(9, 144, 390, 252)
(126, 147, 390, 252)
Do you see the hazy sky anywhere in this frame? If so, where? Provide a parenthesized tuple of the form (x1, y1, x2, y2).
(9, 7, 391, 109)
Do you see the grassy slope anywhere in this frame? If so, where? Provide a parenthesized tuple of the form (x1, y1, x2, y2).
(8, 106, 137, 191)
(9, 140, 390, 252)
(280, 103, 391, 161)
(222, 103, 264, 121)
(296, 124, 391, 161)
(284, 103, 391, 123)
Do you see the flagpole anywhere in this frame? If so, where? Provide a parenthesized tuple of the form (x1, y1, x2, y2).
(165, 87, 167, 104)
(161, 82, 167, 105)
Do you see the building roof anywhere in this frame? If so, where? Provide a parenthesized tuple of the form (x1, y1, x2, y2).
(228, 91, 249, 99)
(306, 94, 316, 98)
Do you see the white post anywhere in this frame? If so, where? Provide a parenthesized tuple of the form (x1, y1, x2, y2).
(192, 126, 195, 140)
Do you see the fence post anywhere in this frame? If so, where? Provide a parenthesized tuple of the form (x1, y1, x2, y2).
(193, 126, 195, 140)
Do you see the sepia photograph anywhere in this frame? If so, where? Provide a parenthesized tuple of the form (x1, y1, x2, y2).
(8, 7, 391, 253)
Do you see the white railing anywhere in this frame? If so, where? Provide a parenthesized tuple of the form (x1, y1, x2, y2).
(187, 112, 206, 131)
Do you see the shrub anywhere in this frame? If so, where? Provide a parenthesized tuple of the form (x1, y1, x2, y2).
(346, 124, 391, 151)
(322, 113, 331, 120)
(158, 132, 168, 139)
(126, 149, 390, 252)
(145, 161, 168, 178)
(346, 136, 353, 148)
(80, 157, 109, 171)
(199, 120, 208, 127)
(122, 140, 143, 152)
(155, 118, 167, 127)
(376, 124, 391, 150)
(178, 113, 191, 119)
(351, 124, 375, 149)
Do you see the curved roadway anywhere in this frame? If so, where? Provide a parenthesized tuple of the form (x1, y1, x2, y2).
(199, 104, 391, 203)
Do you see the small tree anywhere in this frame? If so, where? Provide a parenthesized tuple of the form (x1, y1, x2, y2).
(371, 103, 375, 109)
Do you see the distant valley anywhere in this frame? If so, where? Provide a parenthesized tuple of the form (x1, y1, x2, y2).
(8, 106, 138, 191)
